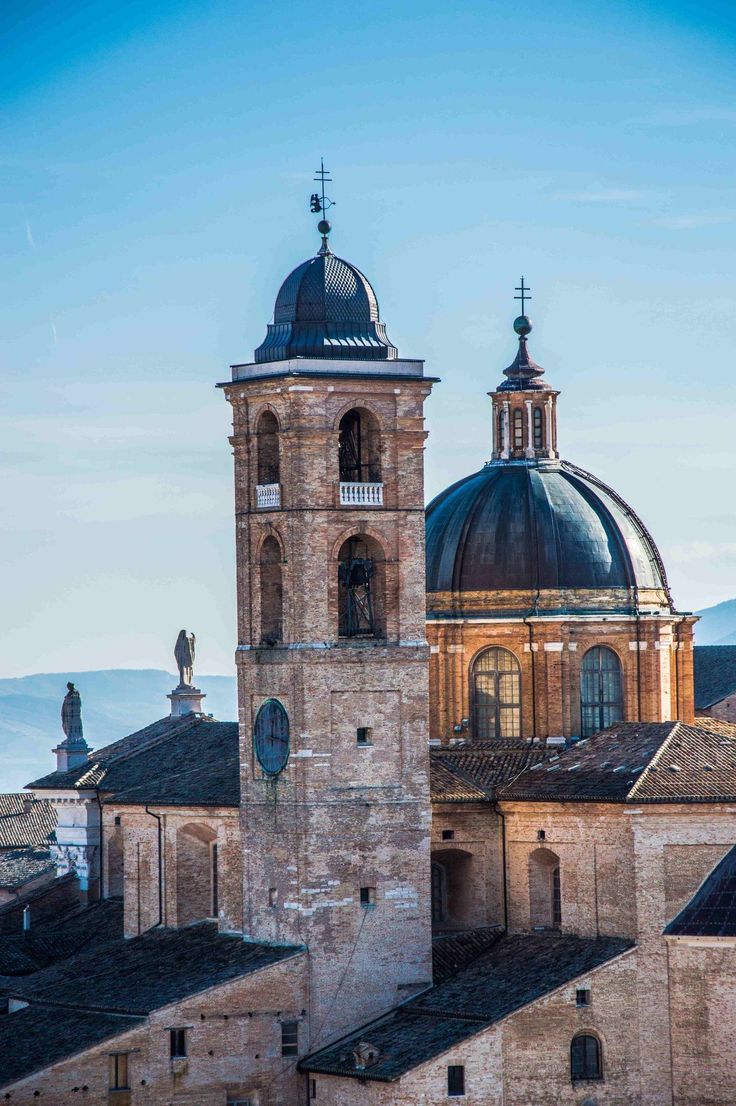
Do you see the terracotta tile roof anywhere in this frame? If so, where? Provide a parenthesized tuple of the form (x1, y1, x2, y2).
(0, 796, 55, 848)
(498, 720, 736, 805)
(0, 847, 54, 891)
(665, 844, 736, 937)
(9, 920, 302, 1016)
(29, 716, 240, 808)
(0, 1005, 144, 1091)
(301, 933, 634, 1081)
(693, 645, 736, 710)
(430, 744, 550, 802)
(432, 927, 504, 981)
(0, 913, 303, 1089)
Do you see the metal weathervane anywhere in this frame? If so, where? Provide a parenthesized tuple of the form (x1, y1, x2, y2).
(310, 158, 335, 216)
(514, 276, 531, 316)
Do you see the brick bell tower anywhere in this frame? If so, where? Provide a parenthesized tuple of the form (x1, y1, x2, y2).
(220, 201, 436, 1045)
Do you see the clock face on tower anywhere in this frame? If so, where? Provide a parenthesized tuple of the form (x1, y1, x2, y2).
(253, 698, 290, 776)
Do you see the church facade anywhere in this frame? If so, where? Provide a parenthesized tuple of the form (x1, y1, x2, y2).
(1, 217, 734, 1106)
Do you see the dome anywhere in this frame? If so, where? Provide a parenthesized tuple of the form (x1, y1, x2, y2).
(425, 460, 671, 606)
(255, 250, 398, 363)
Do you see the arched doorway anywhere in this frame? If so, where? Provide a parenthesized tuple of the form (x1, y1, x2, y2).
(176, 823, 218, 926)
(529, 847, 561, 930)
(256, 410, 280, 486)
(338, 408, 381, 483)
(580, 646, 623, 737)
(472, 647, 521, 740)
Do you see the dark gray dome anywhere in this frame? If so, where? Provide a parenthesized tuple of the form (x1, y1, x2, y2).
(425, 460, 670, 605)
(255, 252, 398, 363)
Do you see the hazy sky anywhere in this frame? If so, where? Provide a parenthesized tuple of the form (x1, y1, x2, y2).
(2, 0, 736, 678)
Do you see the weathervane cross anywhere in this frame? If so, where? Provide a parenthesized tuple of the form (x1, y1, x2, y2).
(514, 276, 531, 315)
(309, 158, 335, 215)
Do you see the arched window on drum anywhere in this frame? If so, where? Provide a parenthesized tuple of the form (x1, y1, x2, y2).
(580, 645, 623, 737)
(472, 647, 521, 740)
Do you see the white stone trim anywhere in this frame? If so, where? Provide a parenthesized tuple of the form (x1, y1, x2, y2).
(544, 642, 564, 652)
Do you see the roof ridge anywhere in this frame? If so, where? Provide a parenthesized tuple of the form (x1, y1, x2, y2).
(626, 721, 680, 800)
(433, 755, 489, 798)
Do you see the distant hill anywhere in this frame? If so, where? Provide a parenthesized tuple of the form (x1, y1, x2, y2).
(694, 598, 736, 646)
(0, 670, 237, 793)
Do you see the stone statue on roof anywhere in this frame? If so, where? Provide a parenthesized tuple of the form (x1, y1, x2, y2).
(60, 682, 83, 741)
(174, 630, 196, 689)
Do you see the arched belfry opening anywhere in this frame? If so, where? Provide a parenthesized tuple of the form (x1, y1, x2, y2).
(529, 847, 561, 931)
(176, 823, 218, 927)
(581, 645, 623, 737)
(259, 535, 283, 645)
(256, 410, 280, 486)
(338, 408, 381, 484)
(337, 535, 386, 639)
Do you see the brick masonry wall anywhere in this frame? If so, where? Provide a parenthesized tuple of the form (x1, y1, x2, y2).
(431, 805, 504, 928)
(310, 950, 640, 1106)
(224, 372, 435, 1046)
(428, 614, 696, 743)
(104, 806, 242, 938)
(668, 938, 736, 1106)
(5, 953, 308, 1106)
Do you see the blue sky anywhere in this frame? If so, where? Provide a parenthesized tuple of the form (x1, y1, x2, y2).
(2, 0, 736, 677)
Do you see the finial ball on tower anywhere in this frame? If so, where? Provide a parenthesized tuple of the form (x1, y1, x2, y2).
(513, 315, 533, 337)
(317, 219, 331, 236)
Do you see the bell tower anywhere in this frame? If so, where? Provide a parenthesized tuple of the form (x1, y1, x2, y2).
(220, 203, 436, 1045)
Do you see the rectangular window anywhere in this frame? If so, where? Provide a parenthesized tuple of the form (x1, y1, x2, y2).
(576, 987, 591, 1007)
(360, 886, 376, 908)
(442, 829, 454, 841)
(269, 887, 277, 907)
(309, 1078, 317, 1100)
(170, 1028, 187, 1059)
(281, 1020, 299, 1057)
(109, 1053, 129, 1090)
(211, 842, 219, 917)
(447, 1064, 465, 1097)
(356, 727, 373, 745)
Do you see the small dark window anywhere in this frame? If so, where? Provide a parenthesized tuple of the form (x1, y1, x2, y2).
(442, 829, 454, 841)
(571, 1034, 602, 1081)
(576, 987, 591, 1007)
(281, 1020, 299, 1057)
(269, 887, 277, 907)
(211, 842, 219, 917)
(170, 1028, 187, 1059)
(448, 1064, 465, 1096)
(360, 886, 376, 908)
(533, 406, 544, 449)
(513, 408, 523, 449)
(114, 816, 121, 827)
(497, 409, 505, 450)
(109, 1053, 129, 1090)
(309, 1078, 317, 1100)
(537, 829, 546, 841)
(356, 727, 372, 746)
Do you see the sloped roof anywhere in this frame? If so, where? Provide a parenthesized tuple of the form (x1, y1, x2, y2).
(28, 716, 240, 808)
(0, 796, 55, 848)
(8, 921, 301, 1016)
(0, 847, 54, 891)
(0, 1005, 144, 1091)
(430, 744, 550, 803)
(301, 933, 633, 1081)
(693, 645, 736, 710)
(0, 915, 303, 1089)
(0, 898, 123, 975)
(498, 720, 736, 804)
(665, 844, 736, 937)
(432, 927, 504, 982)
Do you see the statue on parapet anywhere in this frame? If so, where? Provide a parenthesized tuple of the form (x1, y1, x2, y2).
(174, 630, 196, 689)
(61, 682, 84, 742)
